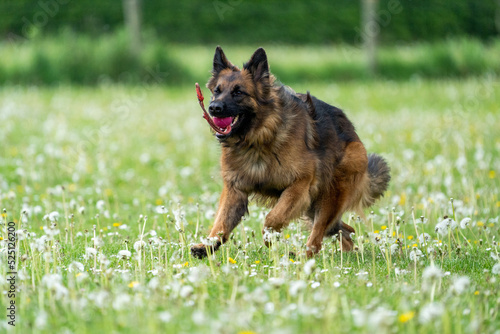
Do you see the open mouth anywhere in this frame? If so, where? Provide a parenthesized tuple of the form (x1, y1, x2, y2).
(213, 115, 239, 133)
(195, 83, 241, 138)
(204, 114, 241, 137)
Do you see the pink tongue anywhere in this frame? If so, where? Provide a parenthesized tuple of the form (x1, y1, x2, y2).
(213, 117, 233, 129)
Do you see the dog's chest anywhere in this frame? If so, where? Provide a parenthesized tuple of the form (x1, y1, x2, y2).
(224, 148, 295, 193)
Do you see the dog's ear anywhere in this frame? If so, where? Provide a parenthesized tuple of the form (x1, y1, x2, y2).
(244, 48, 269, 83)
(213, 46, 234, 75)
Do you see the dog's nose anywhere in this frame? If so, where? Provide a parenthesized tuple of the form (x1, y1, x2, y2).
(209, 101, 223, 115)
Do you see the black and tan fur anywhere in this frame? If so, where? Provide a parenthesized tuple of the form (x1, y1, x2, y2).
(191, 47, 390, 258)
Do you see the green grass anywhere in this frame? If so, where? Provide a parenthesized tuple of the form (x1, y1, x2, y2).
(0, 77, 499, 333)
(1, 33, 500, 85)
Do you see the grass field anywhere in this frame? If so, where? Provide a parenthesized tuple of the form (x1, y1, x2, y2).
(0, 76, 499, 333)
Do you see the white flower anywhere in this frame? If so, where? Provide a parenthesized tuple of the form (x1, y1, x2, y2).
(264, 302, 275, 314)
(76, 272, 89, 282)
(192, 310, 205, 325)
(311, 281, 320, 289)
(449, 276, 470, 295)
(84, 247, 97, 260)
(437, 217, 458, 233)
(34, 205, 43, 215)
(44, 226, 60, 238)
(289, 280, 307, 296)
(79, 206, 85, 214)
(390, 243, 399, 254)
(118, 250, 132, 260)
(158, 311, 172, 323)
(304, 259, 316, 276)
(262, 228, 281, 242)
(113, 293, 131, 310)
(351, 308, 367, 328)
(187, 265, 209, 284)
(68, 261, 84, 273)
(42, 274, 68, 300)
(460, 218, 471, 229)
(48, 211, 60, 222)
(96, 200, 106, 211)
(199, 236, 219, 246)
(492, 263, 500, 275)
(356, 270, 369, 281)
(134, 240, 146, 251)
(415, 216, 428, 224)
(16, 229, 26, 240)
(419, 302, 444, 324)
(409, 249, 423, 261)
(155, 206, 168, 214)
(418, 233, 431, 244)
(179, 285, 194, 298)
(88, 290, 110, 308)
(422, 265, 443, 281)
(35, 310, 48, 329)
(269, 277, 285, 287)
(367, 306, 396, 328)
(435, 221, 448, 236)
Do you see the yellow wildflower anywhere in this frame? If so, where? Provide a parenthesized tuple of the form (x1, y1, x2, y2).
(399, 193, 406, 206)
(398, 311, 415, 323)
(128, 281, 139, 288)
(228, 257, 237, 264)
(407, 235, 413, 240)
(489, 170, 496, 179)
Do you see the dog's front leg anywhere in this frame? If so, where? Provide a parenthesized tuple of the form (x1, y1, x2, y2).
(262, 177, 312, 243)
(191, 184, 248, 259)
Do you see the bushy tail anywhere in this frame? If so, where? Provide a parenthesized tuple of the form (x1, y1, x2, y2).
(360, 153, 391, 208)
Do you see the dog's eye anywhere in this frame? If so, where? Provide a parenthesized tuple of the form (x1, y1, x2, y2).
(214, 87, 221, 94)
(233, 89, 242, 96)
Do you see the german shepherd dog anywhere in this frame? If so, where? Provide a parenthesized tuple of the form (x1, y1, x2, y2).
(191, 47, 390, 259)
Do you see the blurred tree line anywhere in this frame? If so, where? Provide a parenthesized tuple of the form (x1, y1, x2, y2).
(1, 0, 498, 44)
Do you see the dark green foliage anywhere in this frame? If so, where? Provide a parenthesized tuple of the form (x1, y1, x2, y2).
(0, 0, 498, 44)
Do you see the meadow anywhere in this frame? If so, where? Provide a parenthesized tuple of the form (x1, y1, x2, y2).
(0, 74, 499, 333)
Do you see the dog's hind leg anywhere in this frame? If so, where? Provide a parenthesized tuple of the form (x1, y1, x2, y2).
(324, 220, 355, 251)
(305, 192, 349, 257)
(191, 185, 248, 259)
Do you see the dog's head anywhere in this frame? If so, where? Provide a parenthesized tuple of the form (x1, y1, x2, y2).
(206, 46, 274, 142)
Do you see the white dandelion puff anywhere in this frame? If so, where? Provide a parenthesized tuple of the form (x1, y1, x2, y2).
(422, 265, 443, 281)
(158, 311, 172, 323)
(460, 218, 471, 229)
(419, 302, 444, 324)
(68, 261, 84, 273)
(96, 200, 106, 211)
(289, 280, 307, 296)
(449, 275, 471, 295)
(304, 259, 316, 276)
(118, 250, 132, 260)
(134, 240, 146, 252)
(48, 211, 60, 222)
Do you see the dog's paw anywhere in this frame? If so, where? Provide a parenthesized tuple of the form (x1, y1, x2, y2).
(190, 244, 209, 259)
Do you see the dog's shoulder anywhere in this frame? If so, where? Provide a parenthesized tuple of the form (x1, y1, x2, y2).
(308, 95, 360, 144)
